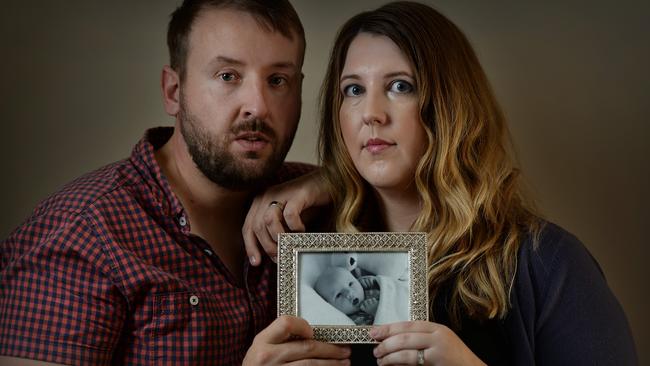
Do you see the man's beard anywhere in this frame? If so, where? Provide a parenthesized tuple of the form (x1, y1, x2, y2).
(178, 96, 294, 191)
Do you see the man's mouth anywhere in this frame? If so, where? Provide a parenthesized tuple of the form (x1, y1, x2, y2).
(236, 132, 269, 142)
(234, 132, 270, 151)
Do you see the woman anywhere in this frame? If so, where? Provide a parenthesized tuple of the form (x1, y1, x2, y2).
(243, 2, 637, 365)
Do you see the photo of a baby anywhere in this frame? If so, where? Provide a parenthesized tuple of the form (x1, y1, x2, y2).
(298, 251, 410, 326)
(314, 266, 380, 325)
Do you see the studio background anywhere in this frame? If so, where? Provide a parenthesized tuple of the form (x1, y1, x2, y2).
(1, 0, 647, 362)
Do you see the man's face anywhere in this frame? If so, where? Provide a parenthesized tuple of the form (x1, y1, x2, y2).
(178, 8, 302, 190)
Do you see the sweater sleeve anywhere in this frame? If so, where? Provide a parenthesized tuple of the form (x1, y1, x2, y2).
(526, 224, 638, 365)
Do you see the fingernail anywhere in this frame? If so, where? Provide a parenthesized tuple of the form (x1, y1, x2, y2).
(341, 346, 351, 356)
(249, 256, 256, 265)
(369, 327, 382, 338)
(373, 345, 380, 357)
(271, 256, 277, 263)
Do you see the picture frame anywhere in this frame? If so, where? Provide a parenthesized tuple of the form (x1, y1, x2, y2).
(277, 232, 428, 343)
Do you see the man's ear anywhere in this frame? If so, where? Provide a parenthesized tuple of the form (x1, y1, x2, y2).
(161, 65, 180, 116)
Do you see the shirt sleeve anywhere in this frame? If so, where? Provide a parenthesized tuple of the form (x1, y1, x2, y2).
(530, 225, 638, 365)
(0, 210, 126, 365)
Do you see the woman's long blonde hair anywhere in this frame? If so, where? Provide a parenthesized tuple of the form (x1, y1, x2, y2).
(319, 1, 540, 327)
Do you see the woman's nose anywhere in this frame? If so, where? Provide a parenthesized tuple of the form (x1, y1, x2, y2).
(362, 91, 388, 126)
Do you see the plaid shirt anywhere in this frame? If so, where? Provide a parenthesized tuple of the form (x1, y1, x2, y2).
(0, 127, 313, 365)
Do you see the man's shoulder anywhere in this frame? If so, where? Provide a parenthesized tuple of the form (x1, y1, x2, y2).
(2, 157, 148, 266)
(276, 162, 316, 183)
(32, 159, 134, 218)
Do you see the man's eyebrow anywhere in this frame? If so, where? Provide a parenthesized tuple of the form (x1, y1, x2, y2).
(271, 61, 300, 72)
(208, 55, 244, 68)
(208, 56, 298, 72)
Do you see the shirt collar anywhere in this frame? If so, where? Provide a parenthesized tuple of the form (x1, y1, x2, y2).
(129, 127, 185, 218)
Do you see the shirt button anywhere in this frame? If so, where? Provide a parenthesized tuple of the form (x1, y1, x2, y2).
(189, 295, 199, 306)
(178, 215, 187, 227)
(204, 249, 213, 256)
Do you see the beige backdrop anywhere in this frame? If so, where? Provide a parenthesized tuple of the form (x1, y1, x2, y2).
(1, 0, 648, 362)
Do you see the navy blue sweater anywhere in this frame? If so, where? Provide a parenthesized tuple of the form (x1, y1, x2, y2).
(351, 222, 638, 365)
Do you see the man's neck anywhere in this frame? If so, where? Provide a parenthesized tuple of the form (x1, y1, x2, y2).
(154, 128, 251, 284)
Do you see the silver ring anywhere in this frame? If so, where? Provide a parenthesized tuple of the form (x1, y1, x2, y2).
(269, 201, 284, 211)
(416, 349, 425, 366)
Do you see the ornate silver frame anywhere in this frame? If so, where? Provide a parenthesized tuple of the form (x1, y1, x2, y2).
(278, 232, 428, 343)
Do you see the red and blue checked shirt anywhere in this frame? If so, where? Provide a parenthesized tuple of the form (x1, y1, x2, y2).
(0, 127, 313, 365)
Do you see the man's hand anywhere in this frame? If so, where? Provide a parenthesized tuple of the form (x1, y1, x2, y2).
(243, 315, 350, 365)
(243, 170, 331, 266)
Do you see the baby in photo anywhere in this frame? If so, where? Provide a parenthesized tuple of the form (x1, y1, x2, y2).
(314, 265, 380, 325)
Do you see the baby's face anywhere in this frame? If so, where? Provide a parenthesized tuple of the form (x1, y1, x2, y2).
(317, 268, 365, 314)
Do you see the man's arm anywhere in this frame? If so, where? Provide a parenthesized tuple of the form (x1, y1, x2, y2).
(0, 212, 124, 364)
(0, 356, 67, 366)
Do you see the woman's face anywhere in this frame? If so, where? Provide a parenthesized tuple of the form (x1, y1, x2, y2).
(339, 33, 427, 194)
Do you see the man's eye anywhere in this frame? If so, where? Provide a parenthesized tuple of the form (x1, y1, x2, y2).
(343, 84, 364, 97)
(269, 76, 287, 86)
(389, 80, 414, 93)
(336, 293, 342, 299)
(219, 72, 236, 82)
(349, 282, 353, 286)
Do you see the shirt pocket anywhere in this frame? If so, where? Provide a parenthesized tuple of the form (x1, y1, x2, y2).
(149, 291, 220, 364)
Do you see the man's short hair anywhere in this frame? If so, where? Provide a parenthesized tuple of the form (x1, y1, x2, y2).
(167, 0, 306, 79)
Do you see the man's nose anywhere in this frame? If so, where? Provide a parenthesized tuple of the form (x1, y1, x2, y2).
(240, 78, 270, 121)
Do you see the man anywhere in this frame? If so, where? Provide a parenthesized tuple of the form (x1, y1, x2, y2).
(0, 1, 349, 365)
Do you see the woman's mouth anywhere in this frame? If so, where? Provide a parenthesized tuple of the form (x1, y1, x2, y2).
(364, 138, 395, 154)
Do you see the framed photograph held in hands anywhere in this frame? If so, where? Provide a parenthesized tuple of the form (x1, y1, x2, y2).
(277, 232, 428, 343)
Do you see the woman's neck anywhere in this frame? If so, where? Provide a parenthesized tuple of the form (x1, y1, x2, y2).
(373, 184, 422, 232)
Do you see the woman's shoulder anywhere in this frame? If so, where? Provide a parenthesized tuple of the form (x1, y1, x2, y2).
(511, 222, 638, 365)
(518, 221, 604, 281)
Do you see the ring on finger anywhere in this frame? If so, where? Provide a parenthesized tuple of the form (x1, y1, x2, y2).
(416, 349, 425, 366)
(269, 201, 285, 211)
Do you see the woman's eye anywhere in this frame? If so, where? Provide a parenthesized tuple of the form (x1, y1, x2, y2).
(389, 80, 414, 93)
(336, 293, 342, 299)
(219, 72, 236, 82)
(349, 282, 353, 286)
(343, 84, 364, 97)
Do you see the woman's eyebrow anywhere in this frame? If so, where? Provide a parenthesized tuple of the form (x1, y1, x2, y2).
(340, 74, 361, 82)
(384, 71, 413, 79)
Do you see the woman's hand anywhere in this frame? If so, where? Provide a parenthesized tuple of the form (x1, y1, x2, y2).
(370, 321, 486, 366)
(243, 169, 331, 266)
(243, 315, 350, 365)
